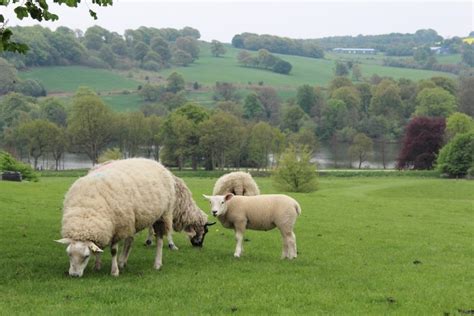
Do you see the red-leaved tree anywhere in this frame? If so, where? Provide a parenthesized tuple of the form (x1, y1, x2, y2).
(397, 117, 446, 170)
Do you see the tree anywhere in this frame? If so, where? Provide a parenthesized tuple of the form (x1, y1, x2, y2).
(296, 85, 317, 115)
(397, 117, 446, 170)
(370, 79, 403, 119)
(214, 82, 238, 101)
(133, 42, 149, 61)
(121, 112, 149, 157)
(139, 84, 165, 102)
(272, 60, 292, 74)
(40, 98, 67, 126)
(1, 0, 113, 53)
(272, 145, 318, 193)
(0, 58, 18, 95)
(348, 133, 373, 169)
(436, 131, 474, 177)
(172, 49, 193, 66)
(445, 112, 474, 140)
(175, 36, 199, 60)
(98, 45, 116, 67)
(334, 61, 349, 76)
(256, 87, 281, 124)
(458, 76, 474, 117)
(150, 36, 171, 62)
(14, 79, 46, 97)
(461, 43, 474, 67)
(199, 112, 242, 169)
(17, 119, 57, 169)
(415, 87, 456, 117)
(281, 105, 306, 133)
(352, 64, 362, 81)
(248, 122, 284, 170)
(243, 93, 264, 120)
(49, 124, 67, 171)
(67, 88, 114, 164)
(287, 128, 319, 153)
(166, 72, 185, 93)
(328, 76, 353, 94)
(414, 45, 433, 65)
(210, 40, 226, 57)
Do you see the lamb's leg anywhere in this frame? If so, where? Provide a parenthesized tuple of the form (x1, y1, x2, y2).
(289, 232, 297, 259)
(110, 243, 119, 276)
(145, 226, 154, 246)
(233, 223, 246, 258)
(94, 252, 102, 270)
(119, 236, 134, 269)
(167, 232, 179, 250)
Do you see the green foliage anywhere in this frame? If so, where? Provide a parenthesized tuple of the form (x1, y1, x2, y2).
(272, 145, 318, 192)
(296, 84, 317, 114)
(281, 105, 306, 132)
(98, 147, 123, 163)
(243, 93, 264, 120)
(436, 131, 474, 177)
(210, 40, 226, 57)
(415, 87, 457, 117)
(445, 112, 474, 140)
(166, 72, 185, 93)
(14, 79, 47, 97)
(171, 49, 193, 66)
(348, 133, 373, 169)
(175, 36, 200, 60)
(334, 61, 349, 76)
(272, 60, 292, 74)
(461, 43, 474, 66)
(237, 49, 293, 75)
(370, 79, 402, 119)
(0, 58, 19, 95)
(0, 151, 37, 181)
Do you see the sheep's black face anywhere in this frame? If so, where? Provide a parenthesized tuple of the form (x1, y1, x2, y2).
(188, 222, 216, 247)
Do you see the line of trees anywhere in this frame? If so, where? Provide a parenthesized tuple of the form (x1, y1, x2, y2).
(237, 49, 293, 74)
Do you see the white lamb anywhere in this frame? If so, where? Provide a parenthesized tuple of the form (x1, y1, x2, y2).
(56, 158, 214, 277)
(203, 193, 301, 259)
(145, 171, 260, 246)
(212, 171, 260, 196)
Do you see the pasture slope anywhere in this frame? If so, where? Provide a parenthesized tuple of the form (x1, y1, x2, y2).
(0, 176, 472, 315)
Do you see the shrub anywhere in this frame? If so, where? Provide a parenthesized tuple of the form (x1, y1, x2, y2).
(98, 148, 123, 164)
(14, 79, 47, 97)
(0, 151, 38, 181)
(436, 131, 474, 177)
(272, 146, 318, 192)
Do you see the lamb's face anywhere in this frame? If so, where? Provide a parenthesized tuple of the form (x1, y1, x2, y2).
(203, 194, 233, 217)
(55, 239, 103, 277)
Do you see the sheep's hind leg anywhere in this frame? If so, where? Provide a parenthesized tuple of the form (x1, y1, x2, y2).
(110, 243, 119, 276)
(153, 215, 171, 270)
(288, 232, 297, 259)
(119, 236, 134, 269)
(145, 226, 154, 246)
(167, 232, 179, 250)
(279, 230, 290, 259)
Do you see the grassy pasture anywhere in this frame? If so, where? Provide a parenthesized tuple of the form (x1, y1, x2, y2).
(19, 66, 140, 93)
(0, 176, 472, 315)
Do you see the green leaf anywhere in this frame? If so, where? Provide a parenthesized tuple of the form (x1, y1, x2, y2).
(0, 14, 4, 23)
(14, 6, 29, 19)
(89, 9, 97, 20)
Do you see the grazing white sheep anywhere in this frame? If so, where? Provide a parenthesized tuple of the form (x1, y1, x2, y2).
(203, 193, 301, 259)
(212, 172, 260, 196)
(56, 158, 213, 277)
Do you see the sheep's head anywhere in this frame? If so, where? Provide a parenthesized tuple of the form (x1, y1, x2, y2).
(55, 238, 103, 277)
(185, 221, 216, 247)
(203, 193, 234, 217)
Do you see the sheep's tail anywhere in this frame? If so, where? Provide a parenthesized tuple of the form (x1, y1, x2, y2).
(294, 201, 302, 216)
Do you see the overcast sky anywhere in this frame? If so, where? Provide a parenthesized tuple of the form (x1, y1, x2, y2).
(6, 0, 473, 42)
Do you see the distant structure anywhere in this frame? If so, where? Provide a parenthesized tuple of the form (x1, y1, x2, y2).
(333, 48, 376, 54)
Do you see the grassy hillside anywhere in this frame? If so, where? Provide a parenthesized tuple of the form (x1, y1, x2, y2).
(158, 45, 455, 88)
(19, 66, 140, 93)
(0, 176, 472, 314)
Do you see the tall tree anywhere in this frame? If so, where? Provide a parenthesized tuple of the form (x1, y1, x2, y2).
(243, 93, 264, 120)
(415, 87, 456, 117)
(210, 40, 226, 57)
(348, 133, 373, 169)
(458, 76, 474, 117)
(296, 85, 317, 115)
(17, 119, 57, 169)
(67, 88, 114, 164)
(166, 72, 185, 93)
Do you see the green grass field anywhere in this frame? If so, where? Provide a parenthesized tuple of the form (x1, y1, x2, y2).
(19, 66, 140, 94)
(158, 45, 455, 88)
(0, 176, 472, 314)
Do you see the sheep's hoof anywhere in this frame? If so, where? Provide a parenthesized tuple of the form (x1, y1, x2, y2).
(145, 240, 152, 246)
(154, 263, 162, 270)
(118, 261, 127, 269)
(234, 253, 241, 258)
(168, 244, 179, 251)
(111, 270, 119, 277)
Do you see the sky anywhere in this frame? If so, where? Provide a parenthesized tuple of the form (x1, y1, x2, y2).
(5, 0, 473, 42)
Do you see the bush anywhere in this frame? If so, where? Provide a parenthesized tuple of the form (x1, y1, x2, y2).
(0, 151, 38, 181)
(272, 146, 318, 192)
(98, 148, 123, 164)
(81, 55, 109, 69)
(14, 79, 47, 97)
(436, 131, 474, 177)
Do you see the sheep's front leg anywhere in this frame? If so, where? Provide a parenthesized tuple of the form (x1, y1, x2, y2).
(233, 222, 246, 258)
(119, 236, 134, 269)
(110, 243, 119, 276)
(94, 252, 102, 270)
(154, 236, 164, 270)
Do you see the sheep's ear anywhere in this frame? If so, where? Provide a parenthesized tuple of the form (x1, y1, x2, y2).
(224, 193, 234, 201)
(55, 238, 72, 245)
(202, 194, 211, 200)
(88, 242, 103, 253)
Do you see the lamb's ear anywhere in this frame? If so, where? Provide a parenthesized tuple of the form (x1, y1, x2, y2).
(55, 238, 72, 245)
(224, 193, 234, 201)
(202, 194, 211, 200)
(88, 242, 103, 253)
